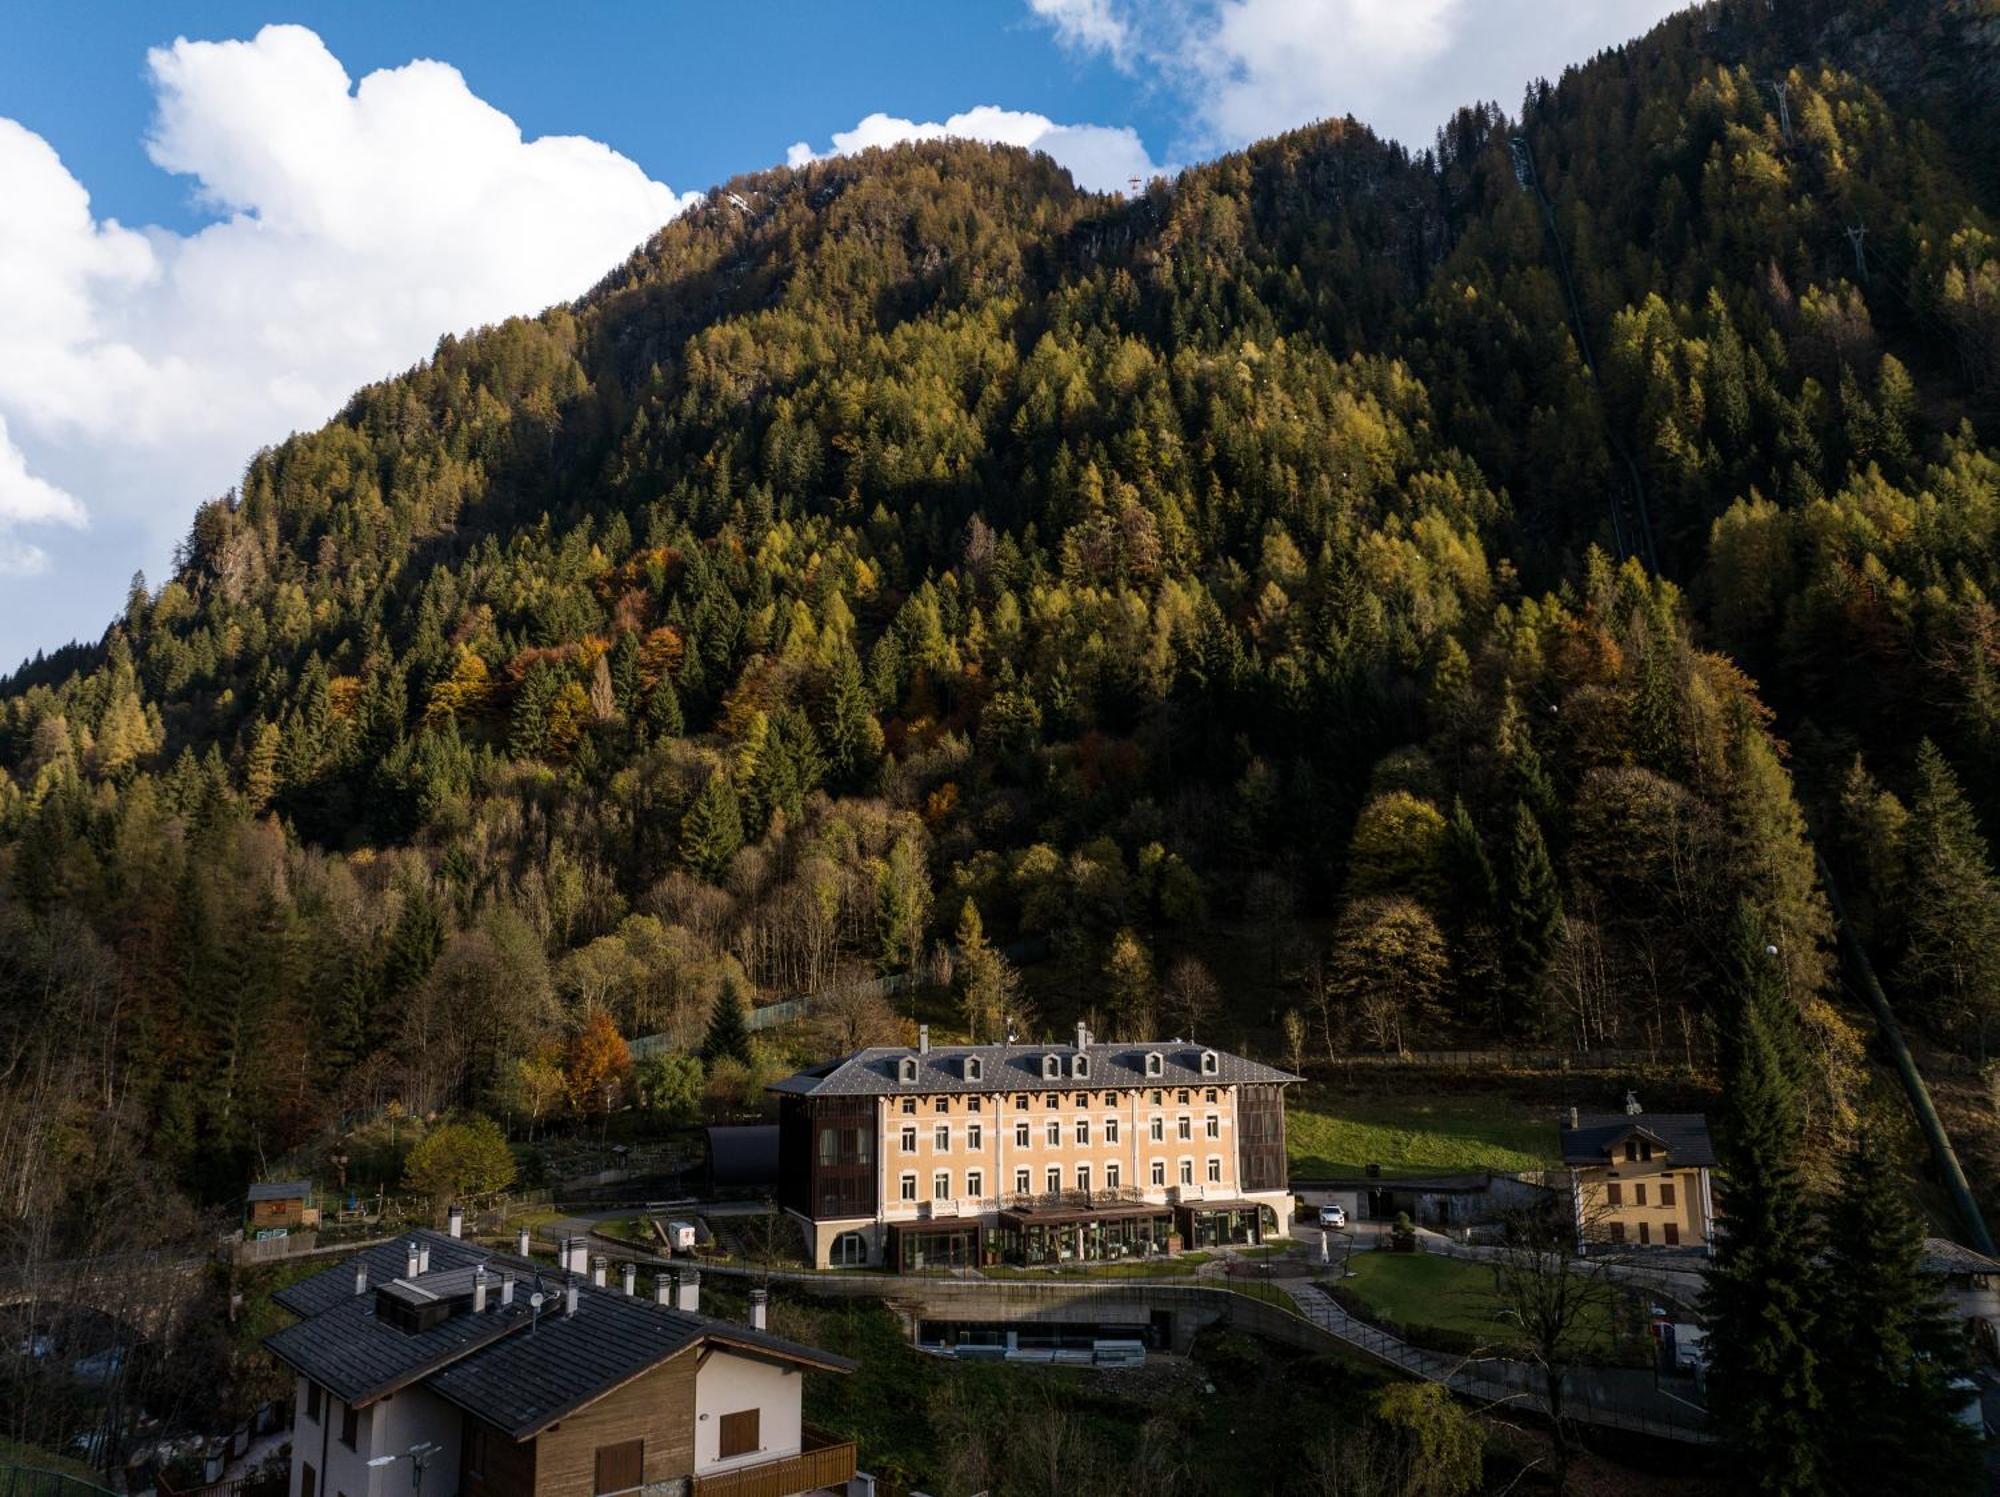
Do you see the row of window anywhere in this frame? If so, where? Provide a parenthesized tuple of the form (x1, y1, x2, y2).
(895, 1052, 1222, 1085)
(896, 1157, 1225, 1201)
(301, 1382, 361, 1450)
(898, 1088, 1222, 1115)
(899, 1115, 1223, 1153)
(1608, 1220, 1680, 1246)
(1605, 1181, 1676, 1208)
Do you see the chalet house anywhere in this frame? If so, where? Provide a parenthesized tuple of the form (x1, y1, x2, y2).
(1561, 1099, 1715, 1253)
(248, 1180, 318, 1237)
(1922, 1238, 2000, 1357)
(771, 1024, 1299, 1271)
(264, 1228, 857, 1497)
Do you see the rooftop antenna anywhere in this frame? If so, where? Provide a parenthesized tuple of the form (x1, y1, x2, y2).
(1845, 223, 1869, 280)
(1766, 79, 1793, 147)
(1127, 175, 1142, 196)
(528, 1270, 547, 1335)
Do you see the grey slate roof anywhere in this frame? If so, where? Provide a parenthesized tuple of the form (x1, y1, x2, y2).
(771, 1041, 1300, 1098)
(265, 1231, 854, 1438)
(1560, 1112, 1715, 1167)
(247, 1180, 313, 1203)
(1922, 1237, 2000, 1277)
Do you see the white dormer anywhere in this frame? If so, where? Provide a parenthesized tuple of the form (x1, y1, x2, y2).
(964, 1054, 983, 1082)
(898, 1056, 919, 1084)
(1144, 1051, 1164, 1077)
(1199, 1049, 1219, 1076)
(1074, 1053, 1091, 1080)
(1042, 1053, 1062, 1081)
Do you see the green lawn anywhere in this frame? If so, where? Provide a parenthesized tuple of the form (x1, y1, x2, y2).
(1287, 1086, 1560, 1178)
(1339, 1250, 1618, 1353)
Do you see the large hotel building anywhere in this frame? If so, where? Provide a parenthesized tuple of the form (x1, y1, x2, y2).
(771, 1024, 1299, 1271)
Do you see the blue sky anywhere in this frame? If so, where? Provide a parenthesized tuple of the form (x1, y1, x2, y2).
(0, 1, 1688, 671)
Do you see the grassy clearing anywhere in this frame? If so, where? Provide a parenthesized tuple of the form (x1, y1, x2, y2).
(1338, 1250, 1618, 1352)
(1287, 1085, 1560, 1178)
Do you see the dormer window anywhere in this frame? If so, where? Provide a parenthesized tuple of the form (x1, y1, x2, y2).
(1074, 1053, 1091, 1080)
(899, 1056, 919, 1084)
(1145, 1051, 1164, 1077)
(965, 1055, 983, 1082)
(1199, 1050, 1219, 1076)
(1042, 1054, 1061, 1081)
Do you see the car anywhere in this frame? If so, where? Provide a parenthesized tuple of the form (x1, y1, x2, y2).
(1316, 1203, 1348, 1230)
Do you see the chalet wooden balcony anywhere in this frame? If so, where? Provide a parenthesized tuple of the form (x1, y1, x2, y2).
(689, 1426, 857, 1497)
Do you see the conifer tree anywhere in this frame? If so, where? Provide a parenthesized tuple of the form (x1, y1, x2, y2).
(701, 980, 752, 1066)
(242, 720, 282, 811)
(1701, 907, 1821, 1497)
(510, 660, 560, 760)
(821, 649, 882, 788)
(647, 677, 685, 739)
(1497, 802, 1561, 1039)
(678, 770, 743, 880)
(952, 898, 1018, 1042)
(1900, 740, 2000, 1045)
(1811, 1130, 1982, 1495)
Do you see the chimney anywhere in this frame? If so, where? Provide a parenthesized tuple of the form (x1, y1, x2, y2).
(655, 1275, 674, 1307)
(1569, 1106, 1580, 1131)
(749, 1288, 768, 1331)
(918, 1024, 930, 1055)
(354, 1262, 369, 1297)
(418, 1241, 431, 1274)
(621, 1261, 637, 1297)
(500, 1274, 516, 1308)
(473, 1267, 489, 1314)
(565, 1278, 580, 1318)
(592, 1256, 608, 1289)
(517, 1226, 531, 1258)
(676, 1269, 701, 1314)
(1075, 1020, 1089, 1050)
(405, 1241, 421, 1279)
(447, 1205, 464, 1238)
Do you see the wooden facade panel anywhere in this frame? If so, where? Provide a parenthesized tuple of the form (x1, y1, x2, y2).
(1236, 1085, 1287, 1193)
(532, 1354, 696, 1497)
(797, 1097, 878, 1220)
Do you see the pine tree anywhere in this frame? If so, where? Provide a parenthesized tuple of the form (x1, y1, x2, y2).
(678, 770, 743, 880)
(1701, 907, 1822, 1497)
(242, 720, 281, 811)
(701, 980, 752, 1066)
(1900, 740, 2000, 1046)
(821, 649, 882, 789)
(952, 898, 1018, 1042)
(1812, 1130, 1983, 1495)
(646, 677, 684, 739)
(510, 660, 560, 760)
(1496, 802, 1561, 1039)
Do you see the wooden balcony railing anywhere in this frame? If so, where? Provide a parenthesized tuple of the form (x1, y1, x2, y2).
(689, 1426, 857, 1497)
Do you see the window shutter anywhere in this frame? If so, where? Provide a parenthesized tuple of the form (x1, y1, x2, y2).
(1609, 1222, 1626, 1244)
(593, 1438, 644, 1494)
(302, 1465, 316, 1497)
(1665, 1222, 1680, 1245)
(1606, 1182, 1622, 1207)
(1660, 1182, 1676, 1207)
(718, 1409, 761, 1460)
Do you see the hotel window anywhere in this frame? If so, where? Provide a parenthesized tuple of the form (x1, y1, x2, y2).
(1664, 1222, 1680, 1246)
(1660, 1182, 1677, 1208)
(1145, 1052, 1163, 1077)
(900, 1173, 918, 1202)
(935, 1125, 951, 1151)
(1151, 1161, 1165, 1187)
(1207, 1158, 1222, 1184)
(1205, 1088, 1218, 1103)
(934, 1171, 951, 1201)
(899, 1057, 919, 1083)
(1205, 1115, 1220, 1139)
(935, 1097, 950, 1114)
(967, 1170, 983, 1199)
(1047, 1121, 1061, 1146)
(1104, 1118, 1119, 1144)
(966, 1057, 984, 1083)
(1149, 1118, 1164, 1142)
(901, 1098, 916, 1115)
(1178, 1090, 1190, 1105)
(1077, 1165, 1092, 1193)
(1075, 1055, 1091, 1079)
(1179, 1160, 1194, 1186)
(1150, 1090, 1163, 1105)
(1046, 1092, 1060, 1108)
(1043, 1054, 1061, 1080)
(1015, 1168, 1031, 1193)
(1200, 1051, 1219, 1075)
(1106, 1163, 1121, 1189)
(1015, 1121, 1031, 1148)
(1075, 1119, 1090, 1145)
(1046, 1167, 1062, 1193)
(1607, 1182, 1622, 1206)
(901, 1127, 917, 1153)
(967, 1095, 981, 1111)
(1015, 1094, 1029, 1109)
(1177, 1117, 1192, 1141)
(1633, 1183, 1647, 1206)
(967, 1123, 983, 1150)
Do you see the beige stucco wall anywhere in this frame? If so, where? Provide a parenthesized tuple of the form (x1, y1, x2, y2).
(1577, 1160, 1711, 1246)
(692, 1351, 803, 1476)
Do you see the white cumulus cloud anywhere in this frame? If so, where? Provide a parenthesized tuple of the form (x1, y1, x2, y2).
(0, 24, 698, 660)
(0, 416, 87, 578)
(788, 104, 1162, 195)
(1029, 0, 1690, 153)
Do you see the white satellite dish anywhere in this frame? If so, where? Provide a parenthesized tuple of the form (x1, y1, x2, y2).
(529, 1292, 545, 1308)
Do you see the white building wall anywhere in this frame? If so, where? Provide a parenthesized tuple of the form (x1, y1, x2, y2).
(692, 1351, 802, 1476)
(290, 1380, 463, 1497)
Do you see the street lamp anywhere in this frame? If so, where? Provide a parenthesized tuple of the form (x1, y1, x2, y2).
(367, 1442, 440, 1494)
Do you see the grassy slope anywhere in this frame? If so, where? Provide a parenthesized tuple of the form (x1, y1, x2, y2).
(1339, 1250, 1616, 1351)
(1287, 1085, 1561, 1178)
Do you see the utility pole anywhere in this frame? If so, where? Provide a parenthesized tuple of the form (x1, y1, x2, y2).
(1845, 223, 1869, 280)
(1767, 78, 1793, 147)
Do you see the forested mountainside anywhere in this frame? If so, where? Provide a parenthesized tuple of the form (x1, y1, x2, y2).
(3, 0, 2000, 1232)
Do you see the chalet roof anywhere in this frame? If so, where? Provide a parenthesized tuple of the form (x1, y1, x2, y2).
(771, 1042, 1299, 1099)
(1922, 1238, 2000, 1277)
(247, 1180, 313, 1203)
(1560, 1112, 1715, 1167)
(265, 1230, 854, 1440)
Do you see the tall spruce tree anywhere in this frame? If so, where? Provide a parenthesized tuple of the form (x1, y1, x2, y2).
(1900, 739, 2000, 1047)
(1701, 906, 1821, 1497)
(678, 770, 744, 880)
(1811, 1131, 1983, 1495)
(1497, 802, 1561, 1039)
(701, 980, 752, 1066)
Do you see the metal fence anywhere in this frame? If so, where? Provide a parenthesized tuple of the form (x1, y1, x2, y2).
(0, 1467, 122, 1497)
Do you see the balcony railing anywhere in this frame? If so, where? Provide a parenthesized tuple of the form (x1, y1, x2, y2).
(999, 1185, 1153, 1212)
(689, 1426, 857, 1497)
